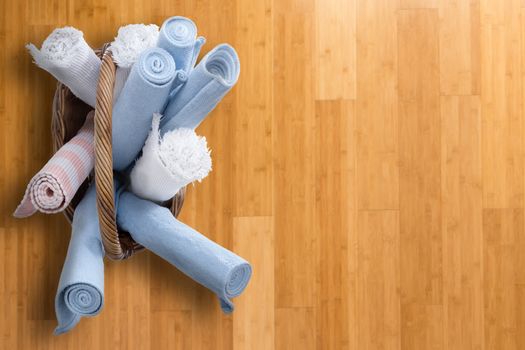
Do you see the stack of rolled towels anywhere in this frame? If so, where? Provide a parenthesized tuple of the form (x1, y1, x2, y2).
(16, 16, 250, 335)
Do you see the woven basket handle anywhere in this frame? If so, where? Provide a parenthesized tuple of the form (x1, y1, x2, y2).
(93, 48, 130, 260)
(92, 45, 186, 260)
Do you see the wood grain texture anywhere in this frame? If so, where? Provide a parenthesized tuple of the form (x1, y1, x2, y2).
(439, 0, 480, 95)
(357, 210, 401, 350)
(441, 95, 483, 350)
(483, 209, 523, 350)
(233, 216, 274, 350)
(233, 0, 273, 217)
(2, 0, 525, 349)
(356, 0, 399, 210)
(273, 6, 316, 308)
(400, 0, 438, 9)
(480, 0, 524, 209)
(315, 0, 355, 100)
(315, 100, 354, 349)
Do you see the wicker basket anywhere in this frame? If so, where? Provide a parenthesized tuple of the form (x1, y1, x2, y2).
(51, 43, 185, 260)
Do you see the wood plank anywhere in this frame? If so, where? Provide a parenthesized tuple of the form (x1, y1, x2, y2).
(315, 0, 356, 99)
(0, 227, 20, 350)
(398, 7, 442, 304)
(439, 0, 481, 95)
(150, 311, 192, 350)
(483, 209, 524, 350)
(315, 100, 354, 350)
(0, 0, 5, 228)
(357, 210, 401, 350)
(149, 255, 197, 313)
(400, 0, 438, 9)
(517, 285, 525, 350)
(4, 1, 35, 348)
(232, 216, 274, 350)
(401, 304, 443, 349)
(480, 0, 524, 209)
(98, 253, 151, 350)
(273, 11, 316, 308)
(275, 308, 315, 350)
(397, 8, 443, 349)
(356, 0, 399, 210)
(440, 96, 483, 350)
(233, 0, 273, 216)
(27, 0, 67, 25)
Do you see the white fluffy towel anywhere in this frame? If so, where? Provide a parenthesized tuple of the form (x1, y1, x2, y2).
(109, 24, 160, 102)
(130, 114, 212, 202)
(27, 27, 100, 107)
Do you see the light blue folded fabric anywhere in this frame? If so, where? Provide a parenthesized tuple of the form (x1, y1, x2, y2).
(112, 47, 176, 170)
(171, 69, 188, 96)
(116, 191, 252, 313)
(160, 43, 240, 132)
(55, 184, 104, 335)
(162, 70, 188, 112)
(157, 16, 205, 75)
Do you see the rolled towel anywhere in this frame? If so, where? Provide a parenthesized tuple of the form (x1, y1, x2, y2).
(109, 24, 160, 102)
(112, 47, 176, 171)
(161, 70, 188, 112)
(117, 191, 252, 313)
(130, 114, 211, 202)
(14, 112, 94, 218)
(26, 27, 100, 107)
(171, 69, 188, 95)
(55, 184, 104, 335)
(161, 44, 240, 132)
(157, 16, 206, 74)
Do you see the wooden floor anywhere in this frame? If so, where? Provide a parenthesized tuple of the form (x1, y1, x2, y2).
(1, 0, 525, 349)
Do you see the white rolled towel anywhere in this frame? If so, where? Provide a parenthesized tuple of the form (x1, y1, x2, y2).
(109, 24, 160, 101)
(130, 114, 212, 202)
(27, 27, 100, 107)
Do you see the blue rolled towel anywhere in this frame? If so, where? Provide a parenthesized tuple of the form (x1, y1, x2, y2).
(112, 47, 176, 170)
(55, 184, 104, 335)
(157, 16, 205, 75)
(160, 43, 240, 132)
(116, 191, 252, 313)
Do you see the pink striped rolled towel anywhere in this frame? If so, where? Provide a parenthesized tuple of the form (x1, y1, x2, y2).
(14, 111, 95, 218)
